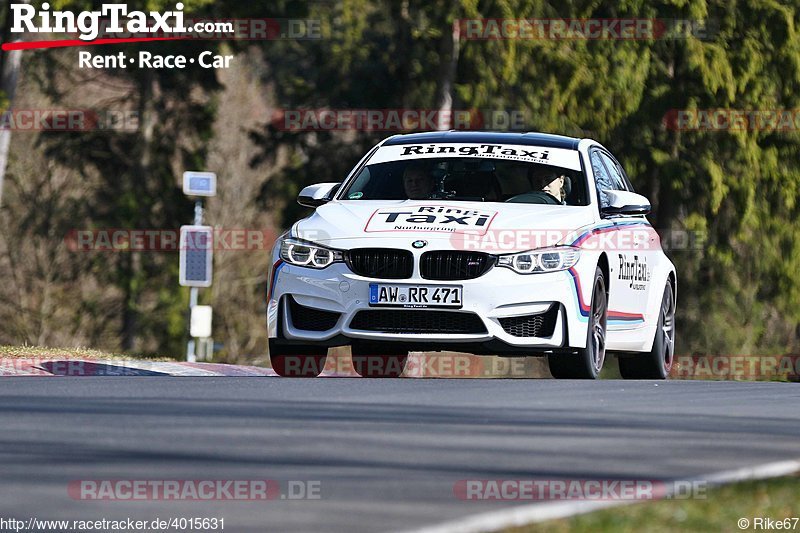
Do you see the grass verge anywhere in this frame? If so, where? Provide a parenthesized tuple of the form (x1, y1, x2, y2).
(0, 345, 172, 361)
(509, 475, 800, 532)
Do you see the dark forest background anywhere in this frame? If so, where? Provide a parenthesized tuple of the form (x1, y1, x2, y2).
(1, 0, 799, 360)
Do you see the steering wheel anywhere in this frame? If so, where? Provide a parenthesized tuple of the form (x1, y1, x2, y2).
(505, 191, 561, 205)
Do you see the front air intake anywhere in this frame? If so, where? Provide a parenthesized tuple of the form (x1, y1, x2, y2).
(498, 305, 560, 338)
(349, 310, 487, 334)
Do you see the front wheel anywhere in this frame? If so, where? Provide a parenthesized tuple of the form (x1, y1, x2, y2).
(351, 344, 409, 378)
(548, 267, 608, 379)
(619, 282, 675, 380)
(269, 340, 328, 378)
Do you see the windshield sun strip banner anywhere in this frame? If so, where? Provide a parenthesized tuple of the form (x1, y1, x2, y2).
(367, 143, 582, 171)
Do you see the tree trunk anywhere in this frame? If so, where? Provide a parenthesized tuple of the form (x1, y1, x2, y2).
(0, 0, 31, 207)
(435, 17, 461, 130)
(121, 71, 157, 352)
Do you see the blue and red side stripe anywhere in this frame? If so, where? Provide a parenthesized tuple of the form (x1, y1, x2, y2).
(568, 267, 645, 325)
(567, 221, 649, 325)
(569, 220, 652, 248)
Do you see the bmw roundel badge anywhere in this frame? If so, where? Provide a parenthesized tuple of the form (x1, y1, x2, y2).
(412, 240, 428, 249)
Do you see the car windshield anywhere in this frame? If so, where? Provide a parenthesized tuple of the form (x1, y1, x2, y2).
(341, 157, 589, 206)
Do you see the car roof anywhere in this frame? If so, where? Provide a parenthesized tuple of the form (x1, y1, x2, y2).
(382, 131, 581, 150)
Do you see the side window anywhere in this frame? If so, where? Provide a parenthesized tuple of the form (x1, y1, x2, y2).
(590, 151, 615, 208)
(599, 152, 629, 192)
(612, 156, 636, 192)
(345, 167, 371, 199)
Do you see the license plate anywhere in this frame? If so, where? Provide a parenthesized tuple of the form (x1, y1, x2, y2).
(369, 284, 463, 309)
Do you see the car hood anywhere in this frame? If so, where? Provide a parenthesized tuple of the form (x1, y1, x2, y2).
(293, 200, 597, 253)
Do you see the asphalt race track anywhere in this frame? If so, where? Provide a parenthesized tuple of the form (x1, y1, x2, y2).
(0, 378, 798, 532)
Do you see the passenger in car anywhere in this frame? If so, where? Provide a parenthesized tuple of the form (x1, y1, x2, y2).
(531, 168, 567, 204)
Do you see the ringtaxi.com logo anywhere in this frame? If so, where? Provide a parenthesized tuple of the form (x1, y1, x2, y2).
(12, 3, 208, 42)
(5, 3, 322, 52)
(9, 3, 321, 43)
(5, 3, 323, 70)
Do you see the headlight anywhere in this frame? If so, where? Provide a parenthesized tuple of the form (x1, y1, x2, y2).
(279, 238, 343, 269)
(497, 247, 580, 274)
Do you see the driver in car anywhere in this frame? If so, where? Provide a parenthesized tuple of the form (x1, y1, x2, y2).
(403, 162, 436, 200)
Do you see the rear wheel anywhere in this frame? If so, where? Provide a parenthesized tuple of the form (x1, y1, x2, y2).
(619, 283, 675, 380)
(269, 339, 328, 378)
(351, 344, 409, 378)
(548, 267, 607, 379)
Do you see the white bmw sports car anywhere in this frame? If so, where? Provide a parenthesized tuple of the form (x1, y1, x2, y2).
(268, 132, 677, 379)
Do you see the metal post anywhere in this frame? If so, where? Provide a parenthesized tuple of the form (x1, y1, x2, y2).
(186, 199, 204, 362)
(193, 199, 203, 226)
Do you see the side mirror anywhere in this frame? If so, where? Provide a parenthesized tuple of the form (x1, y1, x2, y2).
(297, 183, 341, 208)
(601, 190, 651, 216)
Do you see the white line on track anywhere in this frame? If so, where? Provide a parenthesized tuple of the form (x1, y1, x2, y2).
(406, 458, 800, 533)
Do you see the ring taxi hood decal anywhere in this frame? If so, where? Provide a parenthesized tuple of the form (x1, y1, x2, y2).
(295, 201, 596, 246)
(366, 143, 582, 171)
(365, 204, 499, 234)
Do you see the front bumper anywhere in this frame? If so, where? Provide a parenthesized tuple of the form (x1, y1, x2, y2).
(268, 261, 590, 352)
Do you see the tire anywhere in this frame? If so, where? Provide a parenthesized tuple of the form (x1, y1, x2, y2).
(619, 282, 675, 380)
(548, 267, 608, 379)
(269, 339, 328, 378)
(351, 344, 409, 378)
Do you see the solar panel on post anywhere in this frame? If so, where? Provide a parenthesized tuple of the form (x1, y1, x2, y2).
(179, 225, 213, 288)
